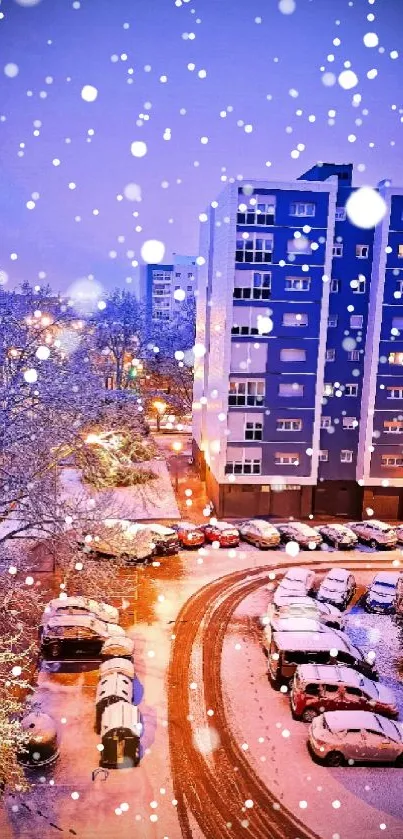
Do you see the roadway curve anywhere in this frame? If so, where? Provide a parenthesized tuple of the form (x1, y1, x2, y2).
(167, 556, 395, 839)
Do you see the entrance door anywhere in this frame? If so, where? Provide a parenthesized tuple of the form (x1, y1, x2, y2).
(270, 489, 301, 518)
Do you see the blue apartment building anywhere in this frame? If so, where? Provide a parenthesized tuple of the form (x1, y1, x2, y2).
(192, 164, 403, 520)
(141, 255, 197, 326)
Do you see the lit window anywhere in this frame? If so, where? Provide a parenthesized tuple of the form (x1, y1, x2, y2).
(350, 315, 363, 329)
(333, 243, 343, 257)
(381, 454, 403, 467)
(398, 245, 403, 258)
(287, 238, 312, 255)
(384, 420, 403, 433)
(321, 416, 331, 428)
(340, 450, 353, 463)
(324, 383, 334, 396)
(276, 418, 302, 431)
(343, 417, 357, 429)
(274, 452, 300, 465)
(356, 245, 369, 258)
(387, 386, 403, 399)
(289, 202, 316, 217)
(345, 383, 359, 396)
(282, 312, 308, 327)
(285, 277, 311, 291)
(389, 352, 403, 365)
(318, 450, 328, 461)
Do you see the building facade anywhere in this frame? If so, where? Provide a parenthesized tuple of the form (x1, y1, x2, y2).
(141, 255, 197, 324)
(192, 164, 403, 520)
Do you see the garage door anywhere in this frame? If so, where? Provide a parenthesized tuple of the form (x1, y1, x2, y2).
(270, 489, 301, 518)
(373, 493, 399, 520)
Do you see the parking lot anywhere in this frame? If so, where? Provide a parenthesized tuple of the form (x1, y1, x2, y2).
(222, 564, 403, 839)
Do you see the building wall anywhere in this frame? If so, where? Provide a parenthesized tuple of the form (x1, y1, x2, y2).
(142, 257, 197, 325)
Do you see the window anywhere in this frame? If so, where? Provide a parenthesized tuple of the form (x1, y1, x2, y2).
(175, 272, 181, 278)
(384, 420, 403, 434)
(187, 272, 194, 279)
(350, 315, 363, 329)
(282, 312, 308, 327)
(233, 271, 271, 300)
(387, 386, 403, 399)
(289, 202, 316, 217)
(187, 285, 193, 292)
(174, 285, 180, 290)
(245, 421, 263, 441)
(236, 234, 273, 263)
(381, 455, 403, 467)
(392, 317, 403, 331)
(345, 383, 359, 396)
(287, 238, 312, 254)
(285, 277, 311, 291)
(352, 276, 366, 294)
(343, 417, 357, 429)
(340, 450, 353, 463)
(398, 245, 403, 258)
(229, 380, 265, 407)
(321, 416, 331, 429)
(324, 383, 334, 396)
(396, 280, 403, 294)
(280, 348, 306, 362)
(278, 382, 304, 397)
(276, 418, 302, 431)
(389, 352, 403, 365)
(225, 458, 262, 475)
(356, 245, 369, 258)
(335, 207, 346, 221)
(274, 452, 300, 465)
(326, 349, 335, 361)
(348, 350, 360, 361)
(333, 243, 343, 257)
(328, 315, 338, 327)
(237, 201, 275, 226)
(330, 279, 340, 293)
(232, 307, 271, 336)
(319, 450, 328, 461)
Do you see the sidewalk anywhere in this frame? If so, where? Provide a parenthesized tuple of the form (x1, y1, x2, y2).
(153, 432, 210, 524)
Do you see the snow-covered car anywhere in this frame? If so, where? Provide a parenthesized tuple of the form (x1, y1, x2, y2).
(317, 568, 356, 610)
(85, 520, 156, 563)
(273, 567, 316, 606)
(262, 617, 330, 651)
(291, 665, 398, 722)
(276, 522, 322, 549)
(40, 597, 119, 629)
(267, 596, 344, 629)
(145, 523, 180, 555)
(308, 711, 403, 766)
(175, 521, 205, 548)
(239, 519, 281, 549)
(395, 524, 403, 544)
(203, 521, 240, 548)
(40, 615, 125, 660)
(316, 523, 358, 550)
(364, 572, 400, 614)
(348, 520, 397, 549)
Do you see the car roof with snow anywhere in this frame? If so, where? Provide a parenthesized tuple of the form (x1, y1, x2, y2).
(147, 523, 176, 536)
(322, 711, 403, 740)
(44, 614, 109, 633)
(272, 629, 358, 654)
(296, 664, 373, 690)
(271, 618, 326, 633)
(209, 521, 238, 531)
(323, 523, 354, 533)
(324, 568, 351, 582)
(363, 520, 394, 531)
(371, 572, 400, 586)
(247, 519, 277, 529)
(283, 567, 314, 582)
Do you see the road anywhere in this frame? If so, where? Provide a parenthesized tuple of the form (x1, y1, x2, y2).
(168, 555, 403, 839)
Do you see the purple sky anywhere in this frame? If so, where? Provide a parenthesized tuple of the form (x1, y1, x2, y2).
(0, 0, 402, 294)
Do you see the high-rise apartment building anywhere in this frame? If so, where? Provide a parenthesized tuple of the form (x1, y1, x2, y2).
(192, 164, 403, 520)
(141, 254, 197, 325)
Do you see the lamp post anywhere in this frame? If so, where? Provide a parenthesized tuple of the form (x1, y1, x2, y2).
(153, 399, 166, 432)
(171, 440, 183, 491)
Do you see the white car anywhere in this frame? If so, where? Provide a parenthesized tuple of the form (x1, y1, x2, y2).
(365, 572, 400, 614)
(316, 523, 358, 550)
(308, 711, 403, 766)
(317, 568, 356, 610)
(267, 596, 344, 629)
(395, 524, 403, 544)
(348, 520, 397, 549)
(262, 617, 330, 651)
(41, 596, 119, 627)
(276, 522, 322, 549)
(239, 519, 280, 549)
(273, 567, 316, 607)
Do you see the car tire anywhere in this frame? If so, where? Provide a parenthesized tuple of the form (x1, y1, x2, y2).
(395, 753, 403, 767)
(50, 642, 61, 659)
(324, 750, 345, 767)
(369, 539, 378, 549)
(302, 708, 317, 723)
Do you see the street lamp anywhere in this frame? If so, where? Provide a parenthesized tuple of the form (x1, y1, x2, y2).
(153, 399, 167, 431)
(171, 440, 183, 491)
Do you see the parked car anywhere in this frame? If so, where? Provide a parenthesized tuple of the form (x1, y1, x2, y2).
(267, 629, 377, 687)
(85, 519, 155, 563)
(263, 617, 330, 652)
(41, 615, 125, 660)
(239, 519, 280, 549)
(273, 567, 316, 607)
(291, 664, 398, 722)
(395, 524, 403, 543)
(175, 521, 205, 549)
(40, 597, 119, 630)
(364, 571, 400, 614)
(348, 520, 397, 549)
(316, 523, 358, 550)
(203, 521, 240, 548)
(267, 596, 344, 630)
(317, 568, 356, 610)
(308, 710, 403, 766)
(146, 523, 180, 555)
(276, 522, 322, 550)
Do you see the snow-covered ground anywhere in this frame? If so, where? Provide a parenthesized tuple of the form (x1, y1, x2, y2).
(58, 464, 180, 520)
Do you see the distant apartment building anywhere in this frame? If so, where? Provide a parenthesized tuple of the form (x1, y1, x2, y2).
(192, 163, 403, 520)
(141, 254, 197, 324)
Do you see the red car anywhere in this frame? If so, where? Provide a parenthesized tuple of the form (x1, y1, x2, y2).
(203, 521, 240, 548)
(176, 522, 205, 549)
